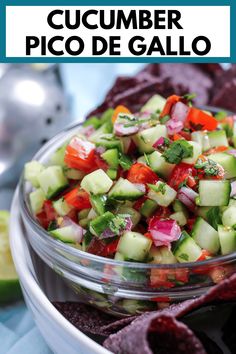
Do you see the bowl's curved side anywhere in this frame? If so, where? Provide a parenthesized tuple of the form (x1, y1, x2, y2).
(9, 187, 111, 354)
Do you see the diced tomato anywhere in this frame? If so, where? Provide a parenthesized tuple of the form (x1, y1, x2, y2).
(174, 268, 189, 283)
(178, 130, 191, 141)
(160, 95, 182, 118)
(205, 146, 228, 155)
(112, 105, 131, 123)
(197, 249, 212, 261)
(103, 239, 119, 256)
(102, 264, 116, 282)
(64, 137, 95, 172)
(144, 232, 152, 240)
(127, 163, 158, 185)
(133, 196, 148, 211)
(43, 200, 57, 221)
(186, 108, 218, 131)
(87, 237, 106, 256)
(36, 211, 50, 229)
(186, 217, 196, 232)
(168, 163, 197, 190)
(127, 139, 137, 155)
(150, 269, 175, 288)
(94, 154, 109, 171)
(151, 296, 170, 302)
(173, 133, 182, 141)
(64, 187, 91, 210)
(67, 208, 78, 223)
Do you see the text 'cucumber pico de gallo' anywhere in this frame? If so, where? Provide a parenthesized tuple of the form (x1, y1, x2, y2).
(25, 93, 236, 266)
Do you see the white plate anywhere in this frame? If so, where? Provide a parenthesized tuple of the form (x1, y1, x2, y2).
(9, 188, 111, 354)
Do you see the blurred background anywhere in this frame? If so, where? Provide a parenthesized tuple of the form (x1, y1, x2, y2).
(0, 63, 144, 210)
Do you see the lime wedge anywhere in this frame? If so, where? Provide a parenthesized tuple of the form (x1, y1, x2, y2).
(0, 211, 22, 302)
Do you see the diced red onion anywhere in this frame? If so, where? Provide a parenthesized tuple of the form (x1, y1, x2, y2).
(124, 217, 133, 231)
(178, 187, 198, 211)
(133, 183, 146, 193)
(60, 217, 84, 243)
(114, 122, 139, 136)
(166, 119, 184, 135)
(96, 146, 106, 155)
(230, 181, 236, 197)
(153, 136, 165, 149)
(101, 228, 116, 239)
(227, 150, 236, 157)
(148, 218, 181, 248)
(80, 125, 96, 138)
(170, 102, 190, 122)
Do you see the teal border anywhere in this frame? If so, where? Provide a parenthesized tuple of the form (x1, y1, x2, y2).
(0, 0, 235, 63)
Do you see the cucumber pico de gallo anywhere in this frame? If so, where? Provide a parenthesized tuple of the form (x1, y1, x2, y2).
(25, 93, 236, 267)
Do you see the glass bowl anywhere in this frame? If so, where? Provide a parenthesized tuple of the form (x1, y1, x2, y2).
(19, 119, 236, 317)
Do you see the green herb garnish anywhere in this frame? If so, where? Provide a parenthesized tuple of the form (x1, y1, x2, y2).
(162, 140, 193, 164)
(195, 158, 223, 177)
(148, 182, 166, 195)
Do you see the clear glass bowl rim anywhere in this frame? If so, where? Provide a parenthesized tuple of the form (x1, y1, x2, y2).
(19, 108, 236, 271)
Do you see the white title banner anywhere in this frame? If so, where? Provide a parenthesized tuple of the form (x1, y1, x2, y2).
(6, 6, 230, 58)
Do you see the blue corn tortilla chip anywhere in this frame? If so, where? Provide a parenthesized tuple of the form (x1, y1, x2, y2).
(104, 314, 206, 354)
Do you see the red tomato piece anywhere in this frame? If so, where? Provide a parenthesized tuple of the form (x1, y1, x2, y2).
(160, 95, 182, 118)
(186, 107, 218, 131)
(174, 268, 189, 283)
(150, 269, 175, 288)
(64, 137, 95, 172)
(103, 239, 119, 256)
(133, 196, 148, 211)
(168, 163, 197, 191)
(43, 200, 57, 222)
(127, 163, 158, 185)
(36, 211, 50, 229)
(205, 146, 228, 155)
(64, 187, 91, 210)
(94, 154, 109, 171)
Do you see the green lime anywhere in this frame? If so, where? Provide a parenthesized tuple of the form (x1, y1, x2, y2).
(0, 211, 22, 303)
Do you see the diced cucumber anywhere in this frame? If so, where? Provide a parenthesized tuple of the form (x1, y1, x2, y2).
(29, 188, 45, 214)
(133, 125, 167, 153)
(90, 194, 107, 215)
(49, 144, 67, 167)
(88, 123, 112, 142)
(222, 206, 236, 227)
(147, 181, 177, 207)
(137, 156, 147, 165)
(83, 116, 101, 129)
(50, 226, 78, 243)
(101, 149, 119, 169)
(108, 178, 145, 201)
(141, 94, 166, 113)
(90, 133, 122, 150)
(191, 131, 211, 152)
(173, 200, 188, 214)
(218, 225, 236, 255)
(38, 166, 68, 199)
(53, 198, 72, 216)
(87, 208, 97, 220)
(140, 199, 157, 218)
(117, 231, 152, 261)
(198, 180, 230, 206)
(170, 211, 187, 226)
(78, 208, 90, 220)
(207, 130, 228, 148)
(24, 161, 45, 188)
(182, 141, 202, 164)
(106, 169, 118, 180)
(148, 151, 175, 179)
(116, 206, 141, 227)
(119, 153, 133, 171)
(89, 211, 114, 236)
(148, 246, 177, 264)
(208, 153, 236, 179)
(82, 231, 93, 251)
(120, 137, 132, 154)
(100, 108, 114, 124)
(81, 169, 113, 195)
(64, 168, 85, 180)
(173, 231, 202, 262)
(191, 217, 220, 254)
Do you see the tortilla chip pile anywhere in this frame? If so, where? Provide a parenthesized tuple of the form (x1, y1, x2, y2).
(88, 63, 236, 117)
(54, 272, 236, 353)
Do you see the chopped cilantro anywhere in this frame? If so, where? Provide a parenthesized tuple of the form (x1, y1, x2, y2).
(195, 158, 223, 177)
(214, 111, 227, 121)
(148, 182, 166, 195)
(109, 214, 128, 235)
(119, 153, 133, 170)
(162, 140, 193, 164)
